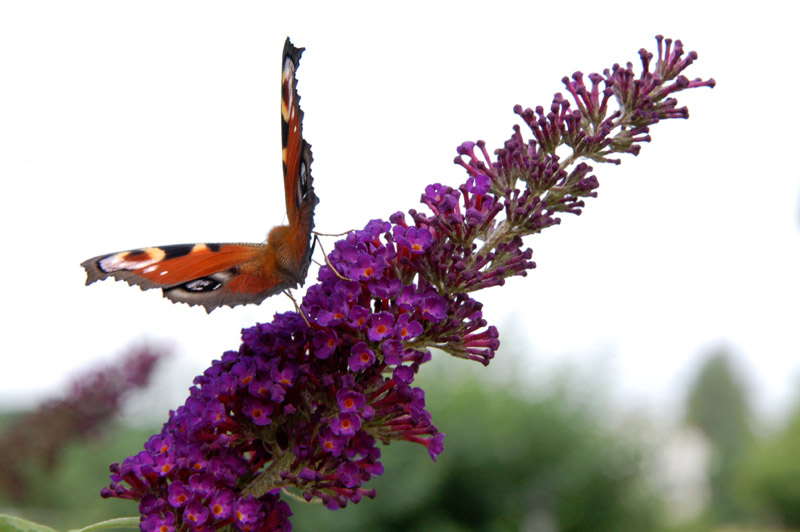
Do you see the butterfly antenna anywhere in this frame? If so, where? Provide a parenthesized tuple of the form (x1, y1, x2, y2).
(283, 289, 311, 327)
(312, 234, 349, 281)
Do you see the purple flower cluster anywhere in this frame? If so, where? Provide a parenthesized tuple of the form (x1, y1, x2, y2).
(103, 36, 713, 531)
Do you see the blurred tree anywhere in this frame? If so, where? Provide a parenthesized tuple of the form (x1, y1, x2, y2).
(290, 359, 663, 532)
(684, 348, 753, 523)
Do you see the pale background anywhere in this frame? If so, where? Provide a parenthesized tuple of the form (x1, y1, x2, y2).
(1, 2, 797, 424)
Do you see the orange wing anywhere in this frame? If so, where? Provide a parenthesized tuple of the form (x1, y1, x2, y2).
(280, 38, 318, 279)
(81, 37, 318, 313)
(81, 243, 293, 312)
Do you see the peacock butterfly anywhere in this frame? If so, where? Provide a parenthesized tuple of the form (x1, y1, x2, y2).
(81, 38, 318, 313)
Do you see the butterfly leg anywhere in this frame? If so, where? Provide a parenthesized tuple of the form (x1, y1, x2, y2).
(283, 289, 311, 327)
(312, 234, 350, 281)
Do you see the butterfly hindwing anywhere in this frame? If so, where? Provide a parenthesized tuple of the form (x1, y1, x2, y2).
(81, 37, 317, 313)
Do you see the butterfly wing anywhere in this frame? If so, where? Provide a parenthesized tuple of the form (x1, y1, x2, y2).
(81, 243, 294, 312)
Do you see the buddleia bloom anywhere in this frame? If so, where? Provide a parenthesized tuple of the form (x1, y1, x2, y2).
(103, 36, 714, 532)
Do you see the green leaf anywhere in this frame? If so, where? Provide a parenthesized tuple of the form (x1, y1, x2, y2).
(0, 514, 59, 532)
(67, 517, 140, 532)
(0, 514, 140, 532)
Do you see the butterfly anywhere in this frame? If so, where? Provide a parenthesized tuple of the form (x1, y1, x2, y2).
(81, 38, 318, 313)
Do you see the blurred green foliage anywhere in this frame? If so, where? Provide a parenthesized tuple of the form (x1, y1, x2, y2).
(741, 403, 800, 529)
(0, 418, 143, 530)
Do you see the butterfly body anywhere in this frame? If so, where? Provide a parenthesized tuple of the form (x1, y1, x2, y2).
(82, 38, 317, 313)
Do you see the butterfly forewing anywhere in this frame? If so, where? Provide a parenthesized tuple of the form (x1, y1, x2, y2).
(278, 39, 318, 289)
(281, 40, 307, 226)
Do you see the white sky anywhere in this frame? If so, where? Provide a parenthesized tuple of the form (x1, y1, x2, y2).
(1, 2, 798, 422)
